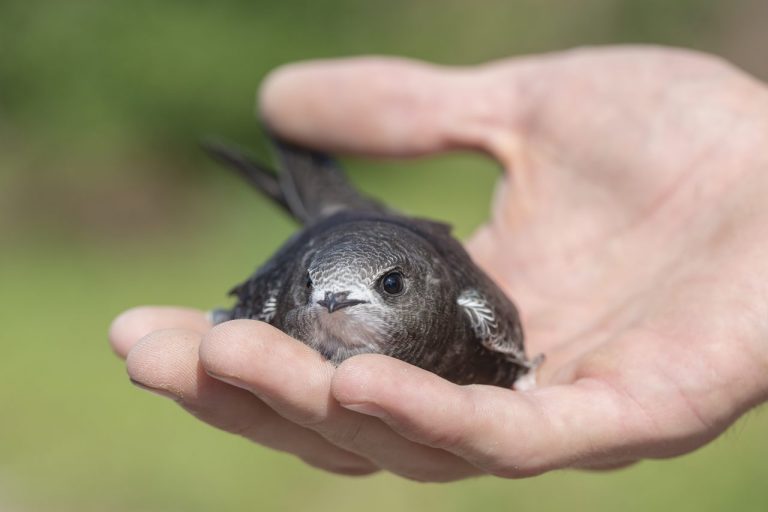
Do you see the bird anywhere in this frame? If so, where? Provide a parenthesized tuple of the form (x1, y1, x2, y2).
(203, 133, 542, 388)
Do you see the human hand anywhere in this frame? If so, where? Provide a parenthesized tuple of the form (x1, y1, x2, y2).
(110, 46, 768, 480)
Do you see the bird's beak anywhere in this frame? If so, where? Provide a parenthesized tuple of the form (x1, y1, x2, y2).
(317, 291, 367, 313)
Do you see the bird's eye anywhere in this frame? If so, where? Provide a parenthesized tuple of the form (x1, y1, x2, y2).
(306, 274, 313, 289)
(381, 271, 404, 295)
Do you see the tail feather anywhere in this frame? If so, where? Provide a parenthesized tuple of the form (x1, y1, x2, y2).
(272, 138, 385, 223)
(204, 133, 386, 224)
(201, 138, 292, 214)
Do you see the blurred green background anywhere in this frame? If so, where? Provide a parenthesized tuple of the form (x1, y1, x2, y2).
(2, 1, 767, 511)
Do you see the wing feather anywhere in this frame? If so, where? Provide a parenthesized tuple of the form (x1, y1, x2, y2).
(457, 289, 530, 366)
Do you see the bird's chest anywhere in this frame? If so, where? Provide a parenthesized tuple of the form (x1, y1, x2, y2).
(279, 305, 389, 364)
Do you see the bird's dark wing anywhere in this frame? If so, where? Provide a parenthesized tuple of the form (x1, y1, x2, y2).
(272, 137, 388, 223)
(408, 217, 454, 239)
(212, 250, 292, 325)
(457, 289, 535, 368)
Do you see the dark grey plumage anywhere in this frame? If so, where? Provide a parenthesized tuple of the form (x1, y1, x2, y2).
(204, 135, 541, 388)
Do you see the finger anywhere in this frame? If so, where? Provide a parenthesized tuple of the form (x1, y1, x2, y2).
(126, 328, 377, 476)
(259, 57, 524, 159)
(109, 306, 211, 358)
(199, 320, 480, 482)
(332, 354, 657, 477)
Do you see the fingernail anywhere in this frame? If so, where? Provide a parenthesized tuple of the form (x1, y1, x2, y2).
(341, 402, 388, 418)
(129, 378, 181, 401)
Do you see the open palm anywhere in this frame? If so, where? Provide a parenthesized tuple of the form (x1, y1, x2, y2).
(111, 46, 768, 480)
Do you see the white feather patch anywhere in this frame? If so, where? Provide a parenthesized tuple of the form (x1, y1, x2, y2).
(457, 289, 528, 364)
(256, 295, 278, 323)
(457, 289, 499, 341)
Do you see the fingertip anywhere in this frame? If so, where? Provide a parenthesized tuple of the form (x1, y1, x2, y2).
(199, 319, 331, 396)
(125, 328, 201, 395)
(108, 306, 210, 359)
(332, 353, 400, 405)
(199, 319, 279, 378)
(258, 61, 307, 129)
(109, 305, 161, 358)
(197, 319, 234, 372)
(109, 306, 141, 358)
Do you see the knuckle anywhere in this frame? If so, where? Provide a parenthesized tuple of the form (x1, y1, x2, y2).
(295, 412, 329, 429)
(419, 427, 466, 452)
(182, 400, 274, 442)
(320, 420, 367, 449)
(212, 415, 261, 439)
(224, 422, 258, 439)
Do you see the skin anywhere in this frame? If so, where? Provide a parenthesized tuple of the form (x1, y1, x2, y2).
(110, 46, 768, 481)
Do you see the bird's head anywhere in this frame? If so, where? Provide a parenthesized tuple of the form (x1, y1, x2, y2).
(296, 221, 449, 360)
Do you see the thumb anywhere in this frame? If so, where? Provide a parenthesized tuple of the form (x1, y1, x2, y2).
(258, 56, 524, 160)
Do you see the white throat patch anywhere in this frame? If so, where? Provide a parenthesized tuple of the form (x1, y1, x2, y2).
(312, 300, 388, 354)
